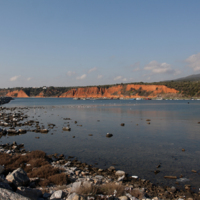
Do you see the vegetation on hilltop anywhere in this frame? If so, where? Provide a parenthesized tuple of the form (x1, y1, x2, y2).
(1, 80, 200, 97)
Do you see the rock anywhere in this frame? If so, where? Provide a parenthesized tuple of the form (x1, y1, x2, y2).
(63, 127, 71, 131)
(18, 129, 27, 133)
(40, 129, 48, 133)
(118, 175, 125, 181)
(115, 170, 126, 176)
(164, 176, 177, 179)
(121, 123, 125, 126)
(66, 193, 77, 200)
(118, 196, 129, 200)
(50, 190, 63, 199)
(170, 186, 176, 193)
(108, 166, 115, 171)
(0, 188, 31, 200)
(0, 180, 12, 190)
(16, 186, 42, 200)
(43, 193, 51, 198)
(106, 133, 113, 138)
(66, 193, 86, 200)
(191, 170, 197, 173)
(6, 168, 30, 186)
(70, 181, 81, 193)
(0, 165, 4, 174)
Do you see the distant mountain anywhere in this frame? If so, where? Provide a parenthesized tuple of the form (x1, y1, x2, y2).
(173, 74, 200, 82)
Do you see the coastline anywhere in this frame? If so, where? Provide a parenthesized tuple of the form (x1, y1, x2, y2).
(0, 102, 200, 199)
(0, 142, 198, 200)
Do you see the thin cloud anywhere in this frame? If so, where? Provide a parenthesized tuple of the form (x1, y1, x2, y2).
(113, 76, 127, 82)
(76, 74, 86, 80)
(185, 52, 200, 71)
(10, 75, 20, 81)
(97, 75, 102, 79)
(67, 71, 76, 76)
(88, 67, 97, 73)
(133, 67, 140, 72)
(144, 60, 179, 75)
(27, 77, 32, 81)
(114, 76, 122, 81)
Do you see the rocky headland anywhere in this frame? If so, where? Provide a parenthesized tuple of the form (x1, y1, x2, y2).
(2, 84, 179, 99)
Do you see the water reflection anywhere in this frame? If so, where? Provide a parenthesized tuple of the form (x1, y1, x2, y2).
(2, 99, 200, 190)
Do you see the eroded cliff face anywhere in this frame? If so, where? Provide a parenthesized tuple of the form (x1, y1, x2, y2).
(6, 90, 29, 98)
(60, 84, 178, 98)
(4, 84, 178, 98)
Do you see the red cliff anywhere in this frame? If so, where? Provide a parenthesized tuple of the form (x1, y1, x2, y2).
(59, 84, 178, 98)
(6, 90, 29, 98)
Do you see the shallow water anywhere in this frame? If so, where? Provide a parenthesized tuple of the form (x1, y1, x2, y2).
(2, 98, 200, 191)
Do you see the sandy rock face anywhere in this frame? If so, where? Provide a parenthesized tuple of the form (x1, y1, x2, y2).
(6, 168, 30, 186)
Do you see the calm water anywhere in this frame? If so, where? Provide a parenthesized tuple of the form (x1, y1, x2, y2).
(2, 98, 200, 190)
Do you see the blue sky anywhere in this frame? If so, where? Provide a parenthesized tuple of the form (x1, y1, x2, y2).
(0, 0, 200, 88)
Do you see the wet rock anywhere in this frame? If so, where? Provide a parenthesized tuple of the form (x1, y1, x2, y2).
(63, 127, 71, 131)
(121, 123, 125, 126)
(182, 149, 185, 152)
(0, 188, 31, 200)
(191, 170, 197, 173)
(40, 129, 49, 133)
(164, 176, 177, 179)
(88, 134, 93, 136)
(18, 129, 27, 133)
(16, 186, 42, 200)
(6, 168, 30, 186)
(185, 184, 191, 190)
(106, 133, 113, 138)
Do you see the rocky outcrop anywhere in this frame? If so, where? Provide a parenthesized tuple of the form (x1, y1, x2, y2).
(6, 90, 29, 98)
(60, 84, 178, 98)
(4, 84, 178, 98)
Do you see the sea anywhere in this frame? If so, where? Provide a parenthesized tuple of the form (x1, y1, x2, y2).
(2, 98, 200, 191)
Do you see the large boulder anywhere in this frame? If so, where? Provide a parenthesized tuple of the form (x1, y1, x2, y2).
(0, 188, 31, 200)
(6, 168, 30, 186)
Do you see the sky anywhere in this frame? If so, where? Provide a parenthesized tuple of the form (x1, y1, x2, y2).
(0, 0, 200, 88)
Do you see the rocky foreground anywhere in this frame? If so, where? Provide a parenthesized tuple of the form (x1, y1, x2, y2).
(0, 143, 199, 200)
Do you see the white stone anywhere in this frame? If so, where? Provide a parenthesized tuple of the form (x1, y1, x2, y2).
(50, 190, 63, 199)
(118, 196, 129, 200)
(70, 181, 82, 192)
(115, 170, 125, 176)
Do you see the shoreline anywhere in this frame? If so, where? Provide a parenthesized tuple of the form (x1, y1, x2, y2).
(0, 142, 198, 200)
(0, 104, 198, 199)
